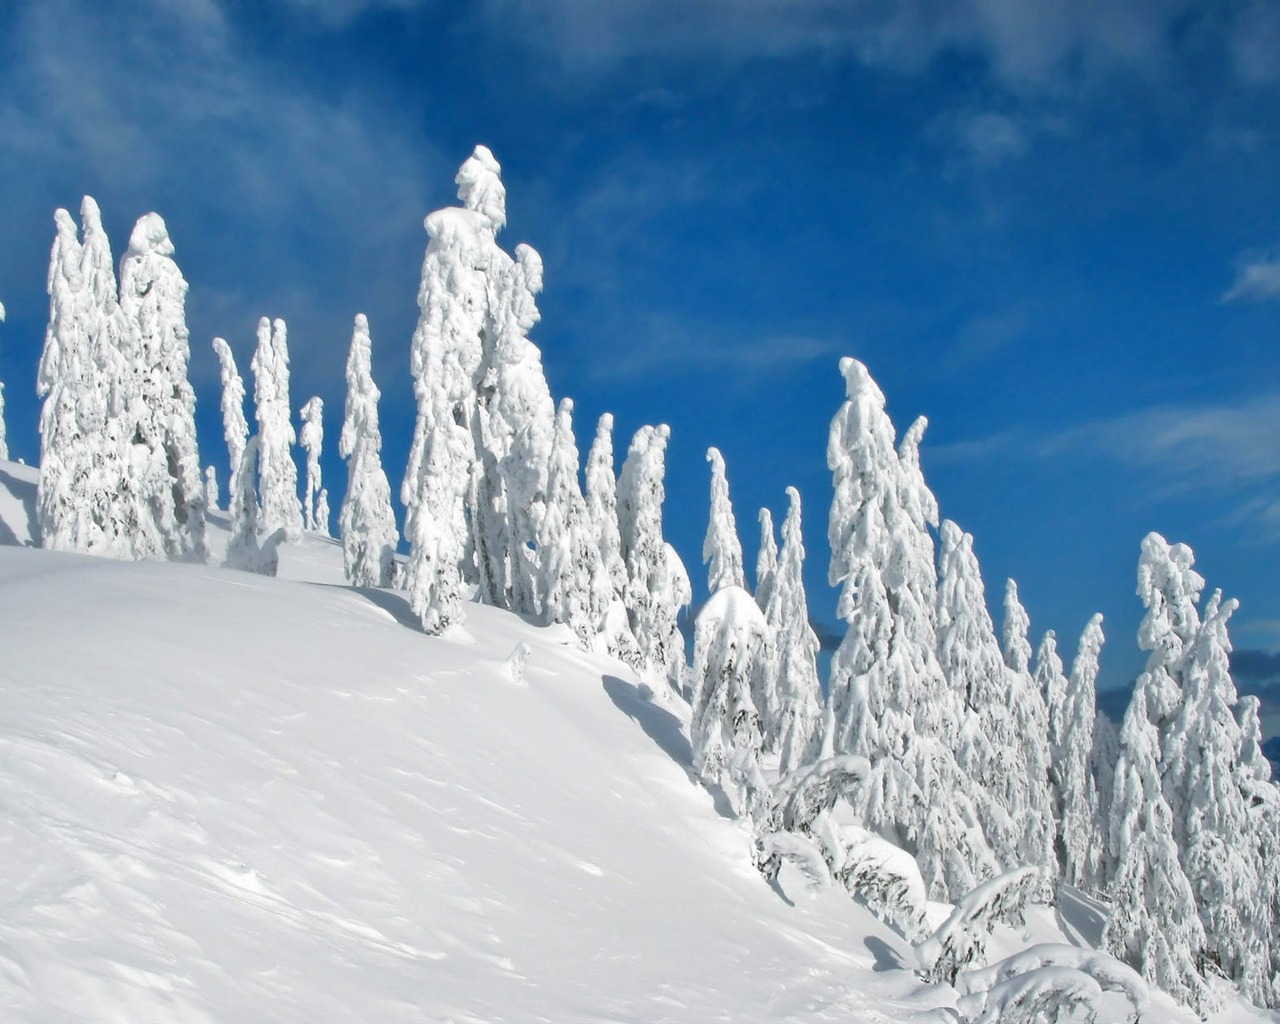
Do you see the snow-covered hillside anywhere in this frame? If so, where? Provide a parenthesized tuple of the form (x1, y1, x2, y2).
(0, 465, 1261, 1022)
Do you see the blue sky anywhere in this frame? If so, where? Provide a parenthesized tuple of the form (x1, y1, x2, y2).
(1, 0, 1279, 693)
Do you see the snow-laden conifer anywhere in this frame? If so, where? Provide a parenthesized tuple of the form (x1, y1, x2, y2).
(1135, 531, 1204, 726)
(618, 424, 687, 697)
(1059, 613, 1104, 890)
(936, 520, 1023, 871)
(338, 314, 397, 589)
(1104, 677, 1214, 1015)
(825, 358, 997, 900)
(487, 243, 555, 615)
(299, 396, 324, 532)
(703, 447, 745, 594)
(585, 413, 627, 599)
(224, 436, 282, 576)
(204, 466, 218, 511)
(406, 423, 464, 634)
(755, 507, 778, 611)
(250, 317, 302, 542)
(1165, 589, 1267, 998)
(212, 337, 248, 489)
(1002, 580, 1057, 896)
(1035, 629, 1070, 833)
(768, 487, 823, 775)
(691, 586, 773, 826)
(540, 398, 611, 647)
(117, 212, 207, 562)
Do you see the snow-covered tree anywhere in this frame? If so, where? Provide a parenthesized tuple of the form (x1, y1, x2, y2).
(768, 487, 823, 775)
(539, 398, 611, 648)
(37, 197, 142, 557)
(618, 423, 688, 697)
(117, 211, 207, 562)
(936, 520, 1023, 871)
(299, 396, 324, 533)
(250, 316, 302, 542)
(825, 358, 997, 901)
(755, 506, 778, 611)
(204, 466, 218, 510)
(1165, 589, 1267, 997)
(1035, 630, 1070, 841)
(585, 412, 627, 599)
(405, 422, 465, 634)
(212, 337, 248, 488)
(1135, 531, 1204, 728)
(224, 436, 282, 576)
(338, 314, 397, 589)
(1059, 613, 1104, 890)
(703, 447, 745, 594)
(1002, 580, 1057, 898)
(1104, 676, 1215, 1015)
(691, 586, 773, 826)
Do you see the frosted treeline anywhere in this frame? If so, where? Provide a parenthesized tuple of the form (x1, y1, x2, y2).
(24, 147, 1280, 1018)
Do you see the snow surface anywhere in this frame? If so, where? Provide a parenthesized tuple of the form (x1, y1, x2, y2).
(0, 461, 1267, 1022)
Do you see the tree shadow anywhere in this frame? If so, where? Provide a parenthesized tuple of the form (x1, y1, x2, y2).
(865, 935, 910, 974)
(0, 468, 39, 546)
(601, 673, 736, 822)
(308, 581, 423, 632)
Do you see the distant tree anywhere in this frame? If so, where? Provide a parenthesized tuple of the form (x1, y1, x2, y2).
(755, 506, 778, 611)
(703, 447, 745, 594)
(1002, 579, 1057, 899)
(1059, 613, 1104, 890)
(118, 211, 207, 562)
(250, 316, 302, 541)
(299, 396, 324, 532)
(204, 465, 218, 511)
(212, 337, 248, 492)
(224, 436, 282, 576)
(338, 314, 397, 588)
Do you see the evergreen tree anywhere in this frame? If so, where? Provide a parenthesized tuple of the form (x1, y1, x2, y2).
(250, 316, 302, 541)
(691, 585, 773, 827)
(618, 423, 687, 698)
(755, 506, 778, 611)
(769, 487, 823, 775)
(1060, 614, 1104, 889)
(117, 211, 207, 562)
(224, 436, 281, 576)
(212, 337, 248, 491)
(299, 396, 324, 532)
(1002, 580, 1058, 896)
(539, 398, 611, 647)
(584, 411, 640, 667)
(338, 314, 398, 588)
(703, 447, 745, 593)
(825, 358, 997, 900)
(1104, 678, 1214, 1015)
(1035, 629, 1070, 842)
(204, 466, 218, 511)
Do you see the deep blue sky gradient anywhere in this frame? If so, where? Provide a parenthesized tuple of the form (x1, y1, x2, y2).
(1, 0, 1279, 692)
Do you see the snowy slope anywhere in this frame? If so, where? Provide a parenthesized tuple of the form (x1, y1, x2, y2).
(0, 462, 1260, 1022)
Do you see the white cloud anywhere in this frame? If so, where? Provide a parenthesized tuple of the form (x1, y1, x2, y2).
(1223, 255, 1280, 304)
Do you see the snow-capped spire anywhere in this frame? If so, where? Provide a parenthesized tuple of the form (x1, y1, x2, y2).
(703, 447, 745, 594)
(755, 507, 778, 611)
(1002, 579, 1033, 675)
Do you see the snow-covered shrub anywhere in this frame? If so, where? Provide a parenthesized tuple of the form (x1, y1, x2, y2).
(915, 866, 1040, 985)
(960, 966, 1103, 1024)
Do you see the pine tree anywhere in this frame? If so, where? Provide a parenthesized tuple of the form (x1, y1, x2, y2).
(338, 314, 398, 588)
(1060, 613, 1104, 890)
(585, 412, 627, 600)
(299, 396, 324, 532)
(691, 585, 773, 827)
(755, 507, 778, 611)
(406, 423, 464, 634)
(769, 487, 823, 775)
(250, 316, 302, 541)
(539, 398, 610, 647)
(117, 211, 207, 562)
(204, 466, 218, 511)
(212, 337, 248, 490)
(703, 447, 745, 593)
(825, 358, 997, 901)
(1104, 677, 1214, 1015)
(224, 436, 281, 576)
(1002, 580, 1058, 897)
(1035, 629, 1070, 846)
(618, 424, 687, 698)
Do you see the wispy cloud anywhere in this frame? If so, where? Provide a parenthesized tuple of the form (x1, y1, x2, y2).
(946, 309, 1028, 367)
(1222, 253, 1280, 304)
